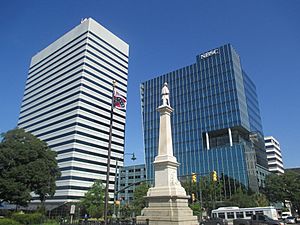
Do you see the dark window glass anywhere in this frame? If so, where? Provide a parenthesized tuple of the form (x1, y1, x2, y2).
(246, 211, 253, 217)
(236, 212, 244, 218)
(227, 212, 234, 219)
(256, 211, 263, 215)
(258, 215, 265, 221)
(218, 213, 225, 219)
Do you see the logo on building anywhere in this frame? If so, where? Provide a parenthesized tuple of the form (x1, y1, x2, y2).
(200, 49, 219, 59)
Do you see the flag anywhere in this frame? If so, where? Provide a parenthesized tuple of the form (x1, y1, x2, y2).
(113, 90, 127, 109)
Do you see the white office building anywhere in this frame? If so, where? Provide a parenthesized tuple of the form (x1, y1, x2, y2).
(18, 18, 129, 203)
(264, 136, 284, 174)
(117, 164, 147, 203)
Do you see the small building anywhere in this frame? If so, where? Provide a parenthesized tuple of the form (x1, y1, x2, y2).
(264, 136, 284, 174)
(116, 164, 147, 203)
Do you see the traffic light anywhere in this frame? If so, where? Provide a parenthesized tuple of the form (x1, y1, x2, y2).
(191, 173, 197, 183)
(212, 170, 217, 182)
(115, 200, 120, 206)
(191, 193, 196, 202)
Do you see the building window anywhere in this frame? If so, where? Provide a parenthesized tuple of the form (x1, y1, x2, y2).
(227, 212, 234, 219)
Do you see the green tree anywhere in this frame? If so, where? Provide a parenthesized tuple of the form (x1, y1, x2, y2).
(119, 204, 132, 219)
(264, 171, 300, 213)
(132, 182, 150, 216)
(200, 176, 223, 211)
(229, 189, 257, 207)
(0, 128, 61, 208)
(189, 203, 202, 216)
(253, 193, 269, 207)
(181, 179, 197, 199)
(80, 180, 105, 219)
(264, 173, 286, 203)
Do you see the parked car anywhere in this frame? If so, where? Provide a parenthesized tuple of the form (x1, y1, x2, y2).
(200, 218, 228, 225)
(285, 216, 296, 224)
(281, 212, 292, 220)
(233, 214, 284, 225)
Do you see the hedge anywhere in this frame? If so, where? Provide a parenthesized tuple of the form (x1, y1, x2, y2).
(11, 212, 45, 225)
(0, 218, 21, 225)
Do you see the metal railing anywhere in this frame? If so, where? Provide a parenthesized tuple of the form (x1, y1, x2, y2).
(61, 218, 149, 225)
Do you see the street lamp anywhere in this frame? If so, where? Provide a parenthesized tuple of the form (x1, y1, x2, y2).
(131, 154, 137, 218)
(113, 152, 136, 219)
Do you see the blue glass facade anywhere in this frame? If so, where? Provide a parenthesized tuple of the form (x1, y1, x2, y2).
(141, 44, 268, 196)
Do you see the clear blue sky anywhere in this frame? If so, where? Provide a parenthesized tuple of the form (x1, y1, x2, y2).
(1, 0, 299, 168)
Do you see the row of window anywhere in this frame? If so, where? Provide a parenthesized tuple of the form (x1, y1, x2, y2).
(26, 52, 85, 92)
(29, 30, 128, 74)
(49, 139, 124, 155)
(214, 211, 265, 219)
(21, 56, 125, 113)
(87, 37, 128, 67)
(20, 92, 125, 127)
(88, 31, 128, 60)
(58, 156, 115, 168)
(24, 65, 83, 101)
(29, 32, 88, 72)
(56, 148, 123, 162)
(59, 166, 116, 181)
(35, 121, 124, 141)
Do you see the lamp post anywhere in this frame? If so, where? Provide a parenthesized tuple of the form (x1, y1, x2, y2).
(113, 153, 136, 219)
(131, 154, 137, 218)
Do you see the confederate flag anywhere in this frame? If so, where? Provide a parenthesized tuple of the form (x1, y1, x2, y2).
(113, 90, 127, 109)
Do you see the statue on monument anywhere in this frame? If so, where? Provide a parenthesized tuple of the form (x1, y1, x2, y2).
(161, 82, 170, 106)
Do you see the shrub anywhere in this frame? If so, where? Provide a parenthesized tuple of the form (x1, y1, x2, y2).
(0, 218, 21, 225)
(42, 219, 59, 225)
(11, 212, 45, 225)
(43, 222, 59, 225)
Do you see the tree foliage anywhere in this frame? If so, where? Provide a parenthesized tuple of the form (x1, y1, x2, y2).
(264, 173, 286, 203)
(119, 204, 132, 219)
(264, 171, 300, 212)
(189, 203, 202, 216)
(182, 175, 223, 213)
(253, 193, 269, 207)
(0, 128, 61, 207)
(182, 173, 269, 214)
(132, 182, 150, 216)
(80, 180, 105, 219)
(229, 189, 257, 207)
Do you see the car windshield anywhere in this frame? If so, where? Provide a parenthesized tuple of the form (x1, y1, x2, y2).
(264, 216, 272, 220)
(286, 217, 294, 219)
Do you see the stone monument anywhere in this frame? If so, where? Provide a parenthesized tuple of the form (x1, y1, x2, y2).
(137, 82, 198, 225)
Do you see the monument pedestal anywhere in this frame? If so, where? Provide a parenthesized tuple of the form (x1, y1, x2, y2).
(137, 158, 198, 225)
(137, 196, 198, 225)
(137, 83, 198, 225)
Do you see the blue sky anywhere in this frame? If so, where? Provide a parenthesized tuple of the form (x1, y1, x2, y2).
(1, 0, 299, 168)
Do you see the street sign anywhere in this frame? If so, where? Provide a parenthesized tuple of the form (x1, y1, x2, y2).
(70, 205, 75, 214)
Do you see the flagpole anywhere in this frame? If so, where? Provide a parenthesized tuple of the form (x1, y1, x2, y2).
(104, 80, 116, 225)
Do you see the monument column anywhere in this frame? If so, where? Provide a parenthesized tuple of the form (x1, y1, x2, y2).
(137, 82, 198, 225)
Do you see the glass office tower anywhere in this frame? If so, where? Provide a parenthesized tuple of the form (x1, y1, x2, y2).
(141, 44, 268, 196)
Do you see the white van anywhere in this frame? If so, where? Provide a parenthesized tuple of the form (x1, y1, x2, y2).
(212, 206, 279, 223)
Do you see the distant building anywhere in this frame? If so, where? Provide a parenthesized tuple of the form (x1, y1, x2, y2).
(141, 44, 269, 195)
(285, 167, 300, 174)
(264, 136, 284, 174)
(116, 164, 147, 203)
(18, 18, 129, 203)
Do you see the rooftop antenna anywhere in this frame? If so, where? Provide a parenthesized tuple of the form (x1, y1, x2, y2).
(80, 18, 88, 23)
